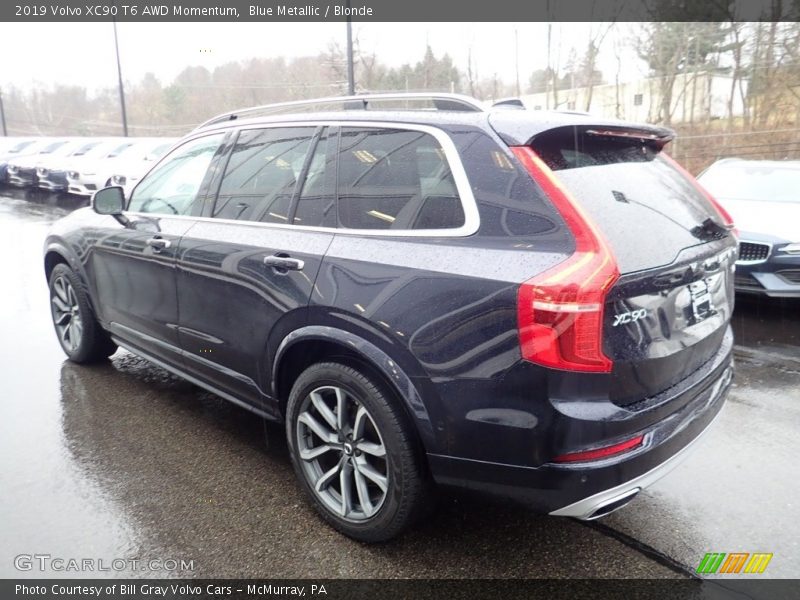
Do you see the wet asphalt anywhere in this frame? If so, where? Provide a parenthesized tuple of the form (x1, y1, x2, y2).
(1, 188, 798, 580)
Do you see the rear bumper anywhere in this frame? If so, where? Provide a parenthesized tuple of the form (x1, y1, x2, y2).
(427, 338, 733, 516)
(549, 390, 725, 519)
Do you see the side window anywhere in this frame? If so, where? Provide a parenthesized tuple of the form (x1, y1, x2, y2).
(213, 127, 316, 223)
(128, 134, 224, 215)
(337, 127, 465, 231)
(292, 129, 337, 228)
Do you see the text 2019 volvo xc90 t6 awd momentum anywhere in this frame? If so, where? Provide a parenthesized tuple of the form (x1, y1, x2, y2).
(44, 94, 736, 541)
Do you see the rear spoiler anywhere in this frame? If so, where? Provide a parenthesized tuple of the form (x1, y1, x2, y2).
(488, 111, 675, 149)
(528, 124, 675, 151)
(584, 126, 674, 148)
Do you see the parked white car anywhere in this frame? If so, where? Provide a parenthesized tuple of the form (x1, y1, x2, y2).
(38, 139, 124, 192)
(6, 139, 85, 188)
(0, 138, 34, 155)
(0, 138, 40, 183)
(109, 139, 177, 195)
(65, 138, 170, 197)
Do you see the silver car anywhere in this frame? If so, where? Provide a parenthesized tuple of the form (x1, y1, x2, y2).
(698, 158, 800, 298)
(38, 139, 124, 192)
(108, 139, 177, 196)
(66, 139, 164, 196)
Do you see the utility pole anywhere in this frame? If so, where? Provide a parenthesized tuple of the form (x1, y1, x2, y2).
(345, 1, 355, 95)
(113, 20, 129, 136)
(546, 24, 552, 109)
(0, 88, 7, 136)
(514, 28, 521, 97)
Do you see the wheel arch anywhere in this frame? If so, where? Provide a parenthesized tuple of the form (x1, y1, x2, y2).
(44, 242, 99, 316)
(44, 240, 87, 281)
(272, 326, 439, 454)
(44, 246, 71, 281)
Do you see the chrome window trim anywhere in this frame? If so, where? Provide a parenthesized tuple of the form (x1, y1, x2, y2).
(737, 240, 772, 266)
(128, 120, 480, 238)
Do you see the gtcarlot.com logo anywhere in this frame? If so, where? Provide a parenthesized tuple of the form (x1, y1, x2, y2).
(14, 554, 195, 573)
(697, 552, 773, 574)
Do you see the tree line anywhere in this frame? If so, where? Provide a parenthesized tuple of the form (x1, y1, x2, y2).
(1, 22, 799, 138)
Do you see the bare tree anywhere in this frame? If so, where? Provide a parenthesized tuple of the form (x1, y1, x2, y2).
(466, 46, 479, 98)
(582, 23, 614, 111)
(612, 28, 624, 119)
(546, 24, 564, 109)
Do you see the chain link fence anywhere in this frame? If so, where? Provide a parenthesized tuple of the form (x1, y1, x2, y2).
(669, 126, 800, 175)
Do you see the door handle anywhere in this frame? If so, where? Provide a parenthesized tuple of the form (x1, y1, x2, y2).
(263, 255, 304, 271)
(146, 237, 171, 251)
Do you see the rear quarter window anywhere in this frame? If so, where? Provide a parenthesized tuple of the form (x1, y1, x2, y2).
(449, 129, 561, 238)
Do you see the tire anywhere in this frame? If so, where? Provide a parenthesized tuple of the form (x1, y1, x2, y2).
(286, 361, 431, 542)
(48, 263, 117, 363)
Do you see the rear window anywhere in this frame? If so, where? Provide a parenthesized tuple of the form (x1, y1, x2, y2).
(72, 142, 100, 157)
(9, 140, 34, 153)
(41, 141, 68, 154)
(699, 163, 800, 203)
(531, 128, 719, 273)
(147, 143, 172, 160)
(533, 130, 661, 171)
(107, 143, 135, 158)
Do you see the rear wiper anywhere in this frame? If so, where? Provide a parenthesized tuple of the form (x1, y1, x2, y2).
(691, 217, 730, 241)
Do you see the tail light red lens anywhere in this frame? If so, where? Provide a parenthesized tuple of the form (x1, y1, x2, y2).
(553, 434, 645, 463)
(662, 154, 737, 234)
(510, 146, 619, 373)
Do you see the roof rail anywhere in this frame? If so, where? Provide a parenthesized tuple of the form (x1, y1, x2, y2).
(195, 93, 485, 130)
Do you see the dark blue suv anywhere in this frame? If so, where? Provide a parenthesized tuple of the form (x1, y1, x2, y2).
(44, 94, 736, 541)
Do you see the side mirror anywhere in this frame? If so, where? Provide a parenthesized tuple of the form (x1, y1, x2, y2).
(92, 186, 129, 226)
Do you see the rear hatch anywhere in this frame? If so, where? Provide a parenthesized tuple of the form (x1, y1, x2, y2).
(506, 121, 736, 404)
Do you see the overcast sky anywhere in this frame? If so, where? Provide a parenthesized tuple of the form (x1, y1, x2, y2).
(0, 22, 647, 92)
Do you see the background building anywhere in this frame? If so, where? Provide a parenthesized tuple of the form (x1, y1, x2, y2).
(520, 72, 749, 124)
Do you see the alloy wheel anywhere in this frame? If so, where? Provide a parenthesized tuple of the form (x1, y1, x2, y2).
(51, 276, 83, 353)
(296, 385, 389, 522)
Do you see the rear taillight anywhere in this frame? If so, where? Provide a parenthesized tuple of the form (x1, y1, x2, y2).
(662, 154, 737, 234)
(510, 146, 619, 373)
(553, 434, 645, 463)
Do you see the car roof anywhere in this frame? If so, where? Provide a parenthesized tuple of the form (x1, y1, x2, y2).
(196, 106, 674, 148)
